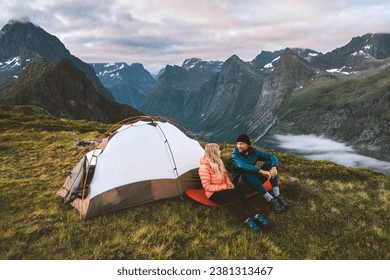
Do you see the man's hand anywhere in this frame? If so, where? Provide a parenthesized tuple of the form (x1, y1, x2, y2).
(259, 169, 271, 179)
(270, 167, 278, 178)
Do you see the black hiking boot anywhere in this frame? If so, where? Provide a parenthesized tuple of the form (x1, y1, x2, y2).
(276, 195, 289, 209)
(269, 198, 283, 213)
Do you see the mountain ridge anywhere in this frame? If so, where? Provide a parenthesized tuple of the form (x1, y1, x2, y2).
(0, 19, 114, 101)
(91, 62, 155, 108)
(141, 34, 390, 160)
(0, 57, 142, 123)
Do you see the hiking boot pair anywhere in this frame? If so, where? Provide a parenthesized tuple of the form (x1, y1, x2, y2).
(244, 218, 261, 231)
(254, 213, 269, 226)
(245, 214, 270, 231)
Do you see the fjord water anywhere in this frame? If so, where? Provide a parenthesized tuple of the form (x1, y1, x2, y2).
(257, 134, 390, 176)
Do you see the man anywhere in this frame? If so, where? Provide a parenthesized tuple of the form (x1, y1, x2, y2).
(231, 134, 288, 212)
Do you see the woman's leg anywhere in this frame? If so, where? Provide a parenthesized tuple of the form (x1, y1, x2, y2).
(209, 189, 250, 221)
(237, 189, 257, 215)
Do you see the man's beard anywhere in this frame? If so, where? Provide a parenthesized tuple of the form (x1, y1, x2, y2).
(239, 146, 253, 156)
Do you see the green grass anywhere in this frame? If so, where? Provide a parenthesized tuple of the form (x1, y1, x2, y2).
(276, 69, 390, 117)
(0, 105, 389, 259)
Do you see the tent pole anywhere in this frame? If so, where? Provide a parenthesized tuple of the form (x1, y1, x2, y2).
(156, 124, 183, 198)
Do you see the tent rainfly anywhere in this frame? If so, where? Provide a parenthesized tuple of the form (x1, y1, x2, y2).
(57, 116, 205, 218)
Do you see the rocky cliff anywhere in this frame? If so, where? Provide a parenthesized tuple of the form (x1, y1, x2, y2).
(270, 65, 390, 160)
(139, 58, 218, 121)
(0, 58, 142, 123)
(91, 62, 155, 108)
(0, 19, 114, 101)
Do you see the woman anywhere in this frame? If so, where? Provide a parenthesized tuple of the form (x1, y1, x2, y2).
(198, 143, 269, 231)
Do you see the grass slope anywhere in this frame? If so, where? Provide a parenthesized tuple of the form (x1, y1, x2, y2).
(276, 68, 390, 117)
(0, 105, 389, 259)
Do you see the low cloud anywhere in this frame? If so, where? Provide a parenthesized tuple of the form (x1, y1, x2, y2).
(307, 152, 390, 174)
(273, 134, 390, 175)
(273, 134, 354, 154)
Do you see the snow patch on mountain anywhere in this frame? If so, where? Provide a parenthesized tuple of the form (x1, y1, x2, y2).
(326, 66, 358, 75)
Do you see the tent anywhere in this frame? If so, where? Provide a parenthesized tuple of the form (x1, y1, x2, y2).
(57, 116, 205, 218)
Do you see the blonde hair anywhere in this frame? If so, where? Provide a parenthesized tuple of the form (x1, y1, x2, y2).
(204, 143, 227, 179)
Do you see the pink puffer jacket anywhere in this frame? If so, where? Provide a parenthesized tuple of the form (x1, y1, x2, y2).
(198, 156, 233, 198)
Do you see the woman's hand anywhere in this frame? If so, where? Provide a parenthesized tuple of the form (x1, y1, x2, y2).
(227, 185, 235, 189)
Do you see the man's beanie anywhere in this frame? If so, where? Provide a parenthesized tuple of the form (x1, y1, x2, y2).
(236, 134, 251, 145)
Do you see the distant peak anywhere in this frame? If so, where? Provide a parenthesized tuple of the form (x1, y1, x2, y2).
(182, 58, 203, 67)
(225, 54, 243, 64)
(8, 17, 32, 24)
(1, 18, 40, 35)
(6, 18, 38, 28)
(130, 62, 143, 68)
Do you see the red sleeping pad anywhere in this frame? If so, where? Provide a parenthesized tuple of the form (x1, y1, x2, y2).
(186, 179, 280, 207)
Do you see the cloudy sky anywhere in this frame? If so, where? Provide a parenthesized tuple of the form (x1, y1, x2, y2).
(1, 0, 389, 73)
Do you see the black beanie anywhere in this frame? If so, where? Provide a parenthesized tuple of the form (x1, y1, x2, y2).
(236, 134, 251, 145)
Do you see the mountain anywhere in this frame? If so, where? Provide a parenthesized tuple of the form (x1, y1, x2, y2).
(243, 48, 317, 140)
(191, 55, 267, 138)
(140, 34, 390, 160)
(153, 68, 166, 81)
(270, 63, 390, 160)
(311, 33, 390, 72)
(91, 62, 155, 108)
(139, 58, 220, 119)
(0, 19, 114, 101)
(141, 50, 314, 140)
(182, 58, 223, 72)
(251, 50, 284, 71)
(0, 57, 142, 123)
(251, 48, 321, 72)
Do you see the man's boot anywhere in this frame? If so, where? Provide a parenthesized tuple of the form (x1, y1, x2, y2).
(276, 195, 289, 209)
(270, 198, 283, 213)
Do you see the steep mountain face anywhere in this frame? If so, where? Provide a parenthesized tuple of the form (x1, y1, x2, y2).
(142, 50, 317, 143)
(311, 33, 390, 72)
(91, 62, 155, 108)
(182, 58, 223, 72)
(139, 58, 219, 119)
(251, 48, 321, 72)
(140, 55, 270, 139)
(243, 48, 317, 141)
(153, 67, 166, 81)
(269, 64, 390, 160)
(0, 19, 114, 101)
(0, 58, 142, 123)
(251, 50, 283, 71)
(192, 55, 268, 140)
